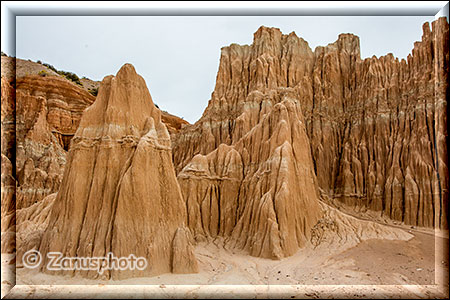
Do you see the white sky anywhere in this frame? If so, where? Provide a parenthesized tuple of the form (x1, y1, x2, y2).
(15, 16, 437, 123)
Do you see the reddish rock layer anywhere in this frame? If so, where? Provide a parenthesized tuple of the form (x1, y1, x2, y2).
(161, 110, 190, 135)
(15, 75, 95, 210)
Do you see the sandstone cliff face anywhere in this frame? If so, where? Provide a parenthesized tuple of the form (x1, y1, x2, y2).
(173, 18, 449, 230)
(308, 18, 448, 229)
(1, 76, 16, 253)
(35, 64, 197, 279)
(15, 75, 95, 210)
(173, 27, 315, 171)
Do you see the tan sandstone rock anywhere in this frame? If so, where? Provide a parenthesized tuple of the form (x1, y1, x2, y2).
(15, 193, 56, 264)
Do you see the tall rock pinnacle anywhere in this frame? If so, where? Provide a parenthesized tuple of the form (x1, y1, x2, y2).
(174, 27, 324, 259)
(36, 64, 198, 279)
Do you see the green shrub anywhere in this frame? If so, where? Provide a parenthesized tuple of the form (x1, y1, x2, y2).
(38, 70, 47, 77)
(39, 61, 85, 87)
(57, 70, 82, 85)
(43, 63, 57, 73)
(88, 87, 98, 96)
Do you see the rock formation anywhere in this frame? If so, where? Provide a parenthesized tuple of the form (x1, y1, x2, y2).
(173, 17, 449, 232)
(16, 193, 56, 262)
(175, 29, 323, 259)
(2, 56, 97, 253)
(35, 64, 197, 279)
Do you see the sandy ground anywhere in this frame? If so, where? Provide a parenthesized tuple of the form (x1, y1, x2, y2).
(13, 226, 440, 286)
(2, 202, 448, 298)
(2, 224, 447, 298)
(1, 254, 15, 298)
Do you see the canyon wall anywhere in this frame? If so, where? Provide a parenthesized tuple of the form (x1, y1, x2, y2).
(173, 18, 449, 229)
(309, 18, 448, 229)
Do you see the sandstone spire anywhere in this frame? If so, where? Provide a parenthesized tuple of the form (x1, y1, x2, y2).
(175, 27, 324, 259)
(36, 64, 198, 279)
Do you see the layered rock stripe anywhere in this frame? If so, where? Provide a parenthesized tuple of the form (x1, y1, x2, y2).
(15, 76, 95, 210)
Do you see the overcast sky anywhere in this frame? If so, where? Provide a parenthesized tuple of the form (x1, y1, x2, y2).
(15, 16, 435, 123)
